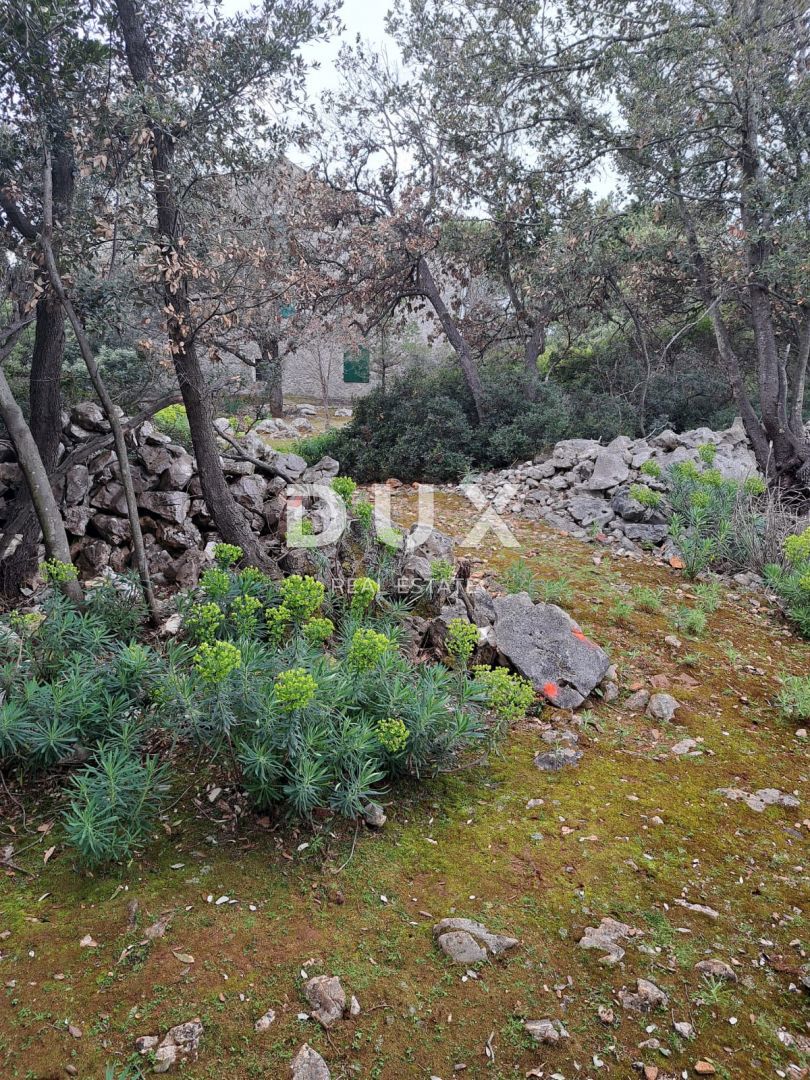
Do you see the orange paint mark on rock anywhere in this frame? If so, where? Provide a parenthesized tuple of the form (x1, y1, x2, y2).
(571, 627, 596, 647)
(542, 681, 559, 700)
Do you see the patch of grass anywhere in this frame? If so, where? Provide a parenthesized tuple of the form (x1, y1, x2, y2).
(775, 673, 810, 722)
(670, 605, 708, 637)
(609, 598, 635, 625)
(694, 580, 722, 613)
(629, 585, 663, 613)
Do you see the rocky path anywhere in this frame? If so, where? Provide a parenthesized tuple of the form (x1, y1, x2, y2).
(1, 493, 808, 1079)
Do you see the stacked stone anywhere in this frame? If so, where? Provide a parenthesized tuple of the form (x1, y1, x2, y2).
(0, 402, 339, 585)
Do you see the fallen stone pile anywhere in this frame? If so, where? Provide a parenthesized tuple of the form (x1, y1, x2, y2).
(0, 401, 339, 585)
(468, 419, 760, 553)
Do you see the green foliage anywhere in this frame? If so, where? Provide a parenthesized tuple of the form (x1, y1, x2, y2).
(185, 602, 225, 643)
(765, 527, 810, 638)
(743, 475, 767, 497)
(0, 554, 495, 855)
(274, 667, 318, 711)
(375, 715, 409, 754)
(693, 581, 722, 613)
(445, 618, 479, 668)
(671, 606, 707, 638)
(666, 462, 755, 578)
(629, 483, 662, 509)
(213, 543, 243, 568)
(154, 404, 191, 448)
(41, 558, 78, 585)
(350, 576, 380, 616)
(199, 566, 231, 602)
(609, 598, 635, 624)
(698, 442, 717, 465)
(354, 497, 373, 531)
(302, 616, 335, 647)
(775, 675, 810, 722)
(63, 747, 169, 866)
(430, 558, 455, 584)
(331, 475, 358, 502)
(265, 604, 291, 644)
(294, 429, 343, 466)
(501, 558, 540, 599)
(629, 585, 662, 613)
(472, 666, 535, 726)
(640, 459, 662, 478)
(229, 594, 262, 638)
(347, 628, 393, 671)
(280, 574, 324, 622)
(85, 575, 147, 640)
(193, 641, 242, 683)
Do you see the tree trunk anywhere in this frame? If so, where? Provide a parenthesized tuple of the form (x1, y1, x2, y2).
(40, 214, 159, 623)
(0, 141, 74, 595)
(0, 364, 81, 603)
(416, 256, 485, 421)
(115, 0, 268, 566)
(256, 337, 284, 416)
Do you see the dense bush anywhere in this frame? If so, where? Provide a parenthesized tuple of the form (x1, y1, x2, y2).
(764, 528, 810, 638)
(153, 403, 192, 448)
(0, 547, 535, 866)
(305, 362, 634, 483)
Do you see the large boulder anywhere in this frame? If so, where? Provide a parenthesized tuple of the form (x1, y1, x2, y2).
(138, 490, 191, 524)
(267, 450, 308, 482)
(583, 450, 630, 491)
(493, 592, 611, 708)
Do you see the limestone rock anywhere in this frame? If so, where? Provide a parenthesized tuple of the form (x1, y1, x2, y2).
(578, 917, 644, 965)
(618, 978, 668, 1012)
(138, 490, 191, 524)
(695, 959, 736, 982)
(584, 450, 630, 491)
(646, 693, 680, 722)
(433, 917, 518, 964)
(525, 1018, 569, 1044)
(290, 1044, 330, 1080)
(493, 591, 611, 708)
(304, 975, 346, 1028)
(136, 1017, 203, 1073)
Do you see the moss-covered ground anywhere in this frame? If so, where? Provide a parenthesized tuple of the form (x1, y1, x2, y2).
(1, 493, 808, 1079)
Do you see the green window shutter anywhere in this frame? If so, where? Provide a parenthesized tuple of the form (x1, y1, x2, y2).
(343, 345, 370, 383)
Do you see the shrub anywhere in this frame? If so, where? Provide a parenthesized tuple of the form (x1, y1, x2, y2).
(265, 604, 292, 644)
(41, 558, 78, 585)
(280, 575, 324, 622)
(154, 403, 191, 447)
(640, 459, 662, 478)
(350, 576, 379, 616)
(347, 628, 393, 671)
(629, 483, 663, 509)
(331, 476, 357, 503)
(472, 666, 535, 727)
(63, 747, 169, 866)
(693, 581, 722, 613)
(765, 527, 810, 637)
(446, 618, 479, 668)
(698, 442, 717, 465)
(430, 559, 455, 584)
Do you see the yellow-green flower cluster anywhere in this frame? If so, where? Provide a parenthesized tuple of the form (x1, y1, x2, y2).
(265, 604, 291, 644)
(302, 616, 335, 647)
(473, 665, 535, 722)
(347, 628, 392, 671)
(213, 542, 243, 568)
(274, 667, 317, 711)
(185, 601, 224, 643)
(41, 558, 78, 584)
(446, 618, 479, 667)
(376, 716, 408, 754)
(230, 594, 262, 637)
(350, 576, 379, 615)
(785, 527, 810, 567)
(193, 640, 242, 683)
(280, 575, 324, 622)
